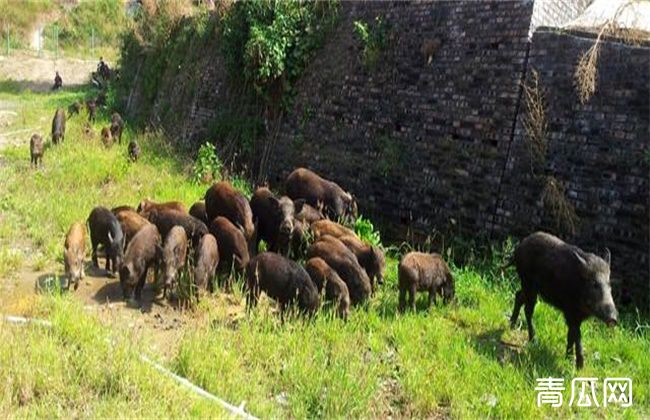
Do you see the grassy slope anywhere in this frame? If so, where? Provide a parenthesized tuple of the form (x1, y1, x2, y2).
(0, 87, 647, 418)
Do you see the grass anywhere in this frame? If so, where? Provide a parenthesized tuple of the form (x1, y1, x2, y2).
(0, 87, 648, 417)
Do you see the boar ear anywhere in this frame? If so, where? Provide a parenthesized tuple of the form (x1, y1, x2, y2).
(571, 248, 588, 269)
(108, 231, 114, 242)
(603, 247, 611, 265)
(268, 195, 280, 208)
(293, 199, 305, 214)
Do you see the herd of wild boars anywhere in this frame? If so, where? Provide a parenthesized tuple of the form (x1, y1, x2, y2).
(58, 164, 619, 368)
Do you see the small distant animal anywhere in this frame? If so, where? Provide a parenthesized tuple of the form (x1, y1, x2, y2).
(86, 100, 97, 122)
(64, 222, 86, 291)
(101, 127, 112, 147)
(286, 167, 357, 222)
(82, 122, 94, 139)
(128, 140, 140, 162)
(398, 252, 455, 312)
(29, 134, 44, 168)
(96, 91, 107, 108)
(421, 37, 442, 65)
(246, 252, 320, 318)
(51, 108, 65, 145)
(509, 231, 618, 369)
(110, 112, 124, 144)
(68, 101, 82, 117)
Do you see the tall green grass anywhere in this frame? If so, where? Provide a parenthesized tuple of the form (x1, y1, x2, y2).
(0, 87, 648, 417)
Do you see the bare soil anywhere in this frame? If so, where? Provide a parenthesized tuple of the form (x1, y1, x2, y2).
(0, 53, 97, 92)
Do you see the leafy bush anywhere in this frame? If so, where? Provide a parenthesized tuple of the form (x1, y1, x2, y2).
(354, 215, 382, 247)
(192, 142, 223, 184)
(353, 16, 388, 68)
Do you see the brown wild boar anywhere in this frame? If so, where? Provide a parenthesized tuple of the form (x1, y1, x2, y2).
(294, 201, 324, 224)
(286, 167, 357, 222)
(208, 216, 250, 278)
(305, 257, 350, 319)
(137, 199, 187, 217)
(52, 108, 65, 145)
(194, 233, 219, 293)
(307, 235, 371, 305)
(204, 181, 255, 248)
(246, 252, 320, 317)
(146, 209, 207, 248)
(87, 206, 125, 274)
(189, 201, 209, 225)
(128, 140, 140, 162)
(119, 224, 162, 303)
(398, 252, 455, 312)
(68, 101, 82, 117)
(338, 234, 385, 292)
(161, 226, 188, 297)
(110, 112, 124, 144)
(64, 222, 86, 290)
(86, 99, 96, 122)
(30, 134, 44, 168)
(311, 220, 356, 240)
(112, 208, 150, 246)
(509, 231, 618, 369)
(101, 127, 112, 147)
(250, 187, 299, 255)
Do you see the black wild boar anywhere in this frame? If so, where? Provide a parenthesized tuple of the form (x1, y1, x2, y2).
(204, 181, 255, 249)
(30, 134, 44, 168)
(246, 252, 320, 316)
(189, 201, 209, 225)
(305, 257, 350, 319)
(295, 201, 324, 224)
(64, 222, 86, 290)
(146, 209, 207, 248)
(307, 235, 371, 306)
(137, 199, 187, 217)
(208, 216, 250, 275)
(509, 231, 618, 369)
(101, 127, 113, 147)
(311, 219, 357, 240)
(250, 187, 300, 255)
(96, 91, 107, 108)
(194, 233, 219, 293)
(128, 140, 140, 162)
(161, 226, 188, 297)
(398, 252, 455, 312)
(51, 108, 65, 145)
(119, 224, 162, 302)
(86, 99, 96, 122)
(68, 101, 82, 117)
(110, 112, 124, 144)
(113, 208, 150, 247)
(87, 206, 125, 274)
(286, 167, 357, 222)
(338, 234, 385, 292)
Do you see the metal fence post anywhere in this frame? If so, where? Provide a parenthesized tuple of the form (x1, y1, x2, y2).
(5, 28, 9, 56)
(91, 28, 95, 57)
(55, 25, 59, 59)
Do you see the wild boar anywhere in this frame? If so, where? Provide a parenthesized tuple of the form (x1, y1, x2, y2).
(338, 234, 385, 292)
(398, 252, 455, 312)
(137, 199, 187, 217)
(509, 231, 618, 369)
(110, 112, 124, 144)
(101, 127, 112, 147)
(189, 201, 209, 225)
(119, 224, 162, 302)
(51, 108, 65, 145)
(87, 206, 125, 274)
(146, 209, 207, 248)
(286, 167, 357, 222)
(161, 226, 188, 297)
(305, 257, 350, 319)
(307, 235, 371, 305)
(68, 101, 82, 117)
(250, 187, 299, 255)
(311, 219, 356, 240)
(30, 134, 44, 168)
(208, 216, 250, 276)
(204, 181, 255, 250)
(112, 207, 150, 246)
(64, 222, 86, 290)
(86, 99, 96, 122)
(194, 233, 219, 293)
(246, 252, 320, 317)
(128, 140, 140, 162)
(294, 201, 324, 224)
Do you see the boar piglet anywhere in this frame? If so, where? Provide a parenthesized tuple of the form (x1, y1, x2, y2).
(88, 206, 125, 274)
(161, 226, 188, 298)
(510, 231, 618, 369)
(64, 222, 87, 290)
(398, 252, 455, 312)
(305, 257, 350, 319)
(194, 234, 219, 293)
(51, 108, 65, 144)
(246, 252, 320, 317)
(119, 224, 162, 303)
(30, 134, 44, 168)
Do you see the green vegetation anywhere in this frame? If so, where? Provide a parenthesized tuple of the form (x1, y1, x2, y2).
(0, 88, 648, 417)
(191, 142, 223, 185)
(353, 16, 389, 69)
(0, 0, 55, 49)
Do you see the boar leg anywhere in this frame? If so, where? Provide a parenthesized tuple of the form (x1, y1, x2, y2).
(566, 321, 584, 369)
(409, 284, 417, 311)
(524, 293, 537, 341)
(510, 290, 525, 328)
(135, 269, 147, 301)
(91, 239, 99, 268)
(398, 287, 407, 312)
(428, 287, 436, 308)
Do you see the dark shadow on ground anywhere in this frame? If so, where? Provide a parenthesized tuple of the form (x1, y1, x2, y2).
(0, 79, 91, 94)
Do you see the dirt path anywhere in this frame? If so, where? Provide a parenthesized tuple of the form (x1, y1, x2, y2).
(0, 53, 97, 92)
